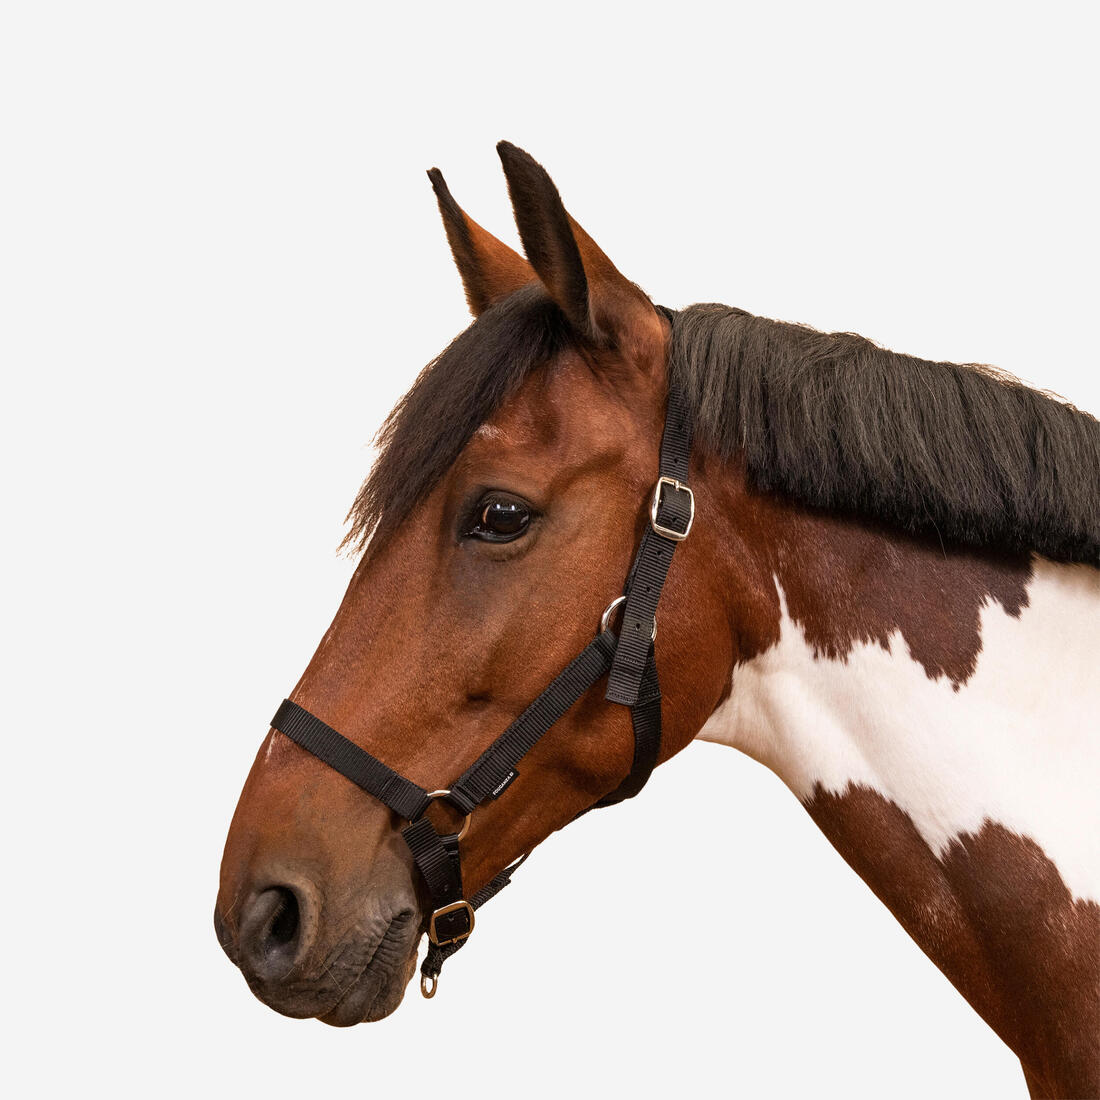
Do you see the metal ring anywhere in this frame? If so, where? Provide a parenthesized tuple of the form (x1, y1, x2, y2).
(424, 789, 472, 842)
(421, 973, 438, 999)
(599, 595, 657, 641)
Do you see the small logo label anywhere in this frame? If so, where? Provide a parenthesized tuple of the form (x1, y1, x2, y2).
(489, 769, 519, 799)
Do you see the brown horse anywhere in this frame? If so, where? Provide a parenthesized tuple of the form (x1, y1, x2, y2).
(216, 143, 1100, 1098)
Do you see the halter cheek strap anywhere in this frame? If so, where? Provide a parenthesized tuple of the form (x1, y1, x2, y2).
(270, 383, 693, 996)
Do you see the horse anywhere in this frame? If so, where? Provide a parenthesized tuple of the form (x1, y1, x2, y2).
(215, 142, 1100, 1098)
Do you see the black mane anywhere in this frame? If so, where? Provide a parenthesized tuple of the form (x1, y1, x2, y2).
(347, 291, 1100, 565)
(669, 304, 1099, 564)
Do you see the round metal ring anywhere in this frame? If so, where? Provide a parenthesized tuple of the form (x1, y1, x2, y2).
(599, 595, 657, 641)
(424, 788, 472, 842)
(421, 973, 438, 999)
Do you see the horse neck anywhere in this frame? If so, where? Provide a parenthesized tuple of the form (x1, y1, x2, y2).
(689, 458, 1100, 1093)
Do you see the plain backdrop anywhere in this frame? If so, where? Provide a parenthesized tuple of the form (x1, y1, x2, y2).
(3, 2, 1096, 1098)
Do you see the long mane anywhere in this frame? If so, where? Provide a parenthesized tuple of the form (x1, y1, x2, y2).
(347, 290, 1100, 565)
(670, 304, 1100, 564)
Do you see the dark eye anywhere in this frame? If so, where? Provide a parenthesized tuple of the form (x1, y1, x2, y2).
(469, 496, 532, 542)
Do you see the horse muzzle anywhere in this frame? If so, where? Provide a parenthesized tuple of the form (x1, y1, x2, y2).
(214, 871, 422, 1025)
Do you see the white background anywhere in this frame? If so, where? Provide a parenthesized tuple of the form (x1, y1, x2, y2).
(3, 3, 1096, 1098)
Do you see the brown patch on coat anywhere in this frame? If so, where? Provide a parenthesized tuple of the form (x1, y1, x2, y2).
(698, 459, 1034, 686)
(805, 783, 1099, 1099)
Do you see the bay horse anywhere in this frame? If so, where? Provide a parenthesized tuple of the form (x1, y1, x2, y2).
(216, 142, 1100, 1098)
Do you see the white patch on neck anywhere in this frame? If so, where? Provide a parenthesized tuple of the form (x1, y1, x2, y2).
(262, 729, 277, 764)
(697, 557, 1100, 903)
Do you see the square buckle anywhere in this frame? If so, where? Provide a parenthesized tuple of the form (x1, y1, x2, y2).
(650, 476, 695, 541)
(428, 900, 476, 947)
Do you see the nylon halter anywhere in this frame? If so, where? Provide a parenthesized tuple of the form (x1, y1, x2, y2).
(270, 384, 694, 997)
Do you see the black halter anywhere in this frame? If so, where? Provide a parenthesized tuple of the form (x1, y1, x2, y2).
(270, 384, 694, 996)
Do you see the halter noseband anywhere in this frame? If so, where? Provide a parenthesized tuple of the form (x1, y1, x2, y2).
(270, 383, 694, 997)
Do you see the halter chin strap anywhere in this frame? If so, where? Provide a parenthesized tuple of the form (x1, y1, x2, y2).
(270, 382, 693, 996)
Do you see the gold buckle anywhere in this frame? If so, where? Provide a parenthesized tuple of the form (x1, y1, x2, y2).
(428, 900, 476, 947)
(650, 476, 694, 541)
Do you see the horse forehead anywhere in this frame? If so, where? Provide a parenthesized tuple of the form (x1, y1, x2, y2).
(470, 355, 626, 459)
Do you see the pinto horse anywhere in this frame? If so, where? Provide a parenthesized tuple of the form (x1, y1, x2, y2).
(216, 143, 1100, 1098)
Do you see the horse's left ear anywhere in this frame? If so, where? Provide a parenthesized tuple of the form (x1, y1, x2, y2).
(428, 167, 536, 317)
(496, 141, 664, 363)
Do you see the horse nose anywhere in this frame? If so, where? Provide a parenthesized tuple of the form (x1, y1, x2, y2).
(234, 883, 316, 983)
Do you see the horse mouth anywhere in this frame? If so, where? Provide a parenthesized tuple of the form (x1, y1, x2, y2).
(317, 910, 420, 1026)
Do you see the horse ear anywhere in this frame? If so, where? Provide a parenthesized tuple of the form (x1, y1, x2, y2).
(428, 168, 535, 317)
(496, 141, 662, 358)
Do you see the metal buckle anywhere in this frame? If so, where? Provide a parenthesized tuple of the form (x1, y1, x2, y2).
(424, 789, 471, 841)
(428, 899, 476, 947)
(650, 476, 694, 541)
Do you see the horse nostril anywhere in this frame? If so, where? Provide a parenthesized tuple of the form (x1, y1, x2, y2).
(239, 886, 308, 981)
(268, 888, 300, 947)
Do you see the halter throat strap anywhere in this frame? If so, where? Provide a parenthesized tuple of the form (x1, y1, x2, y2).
(270, 382, 694, 993)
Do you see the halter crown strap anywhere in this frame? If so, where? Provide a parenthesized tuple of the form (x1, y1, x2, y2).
(269, 380, 693, 993)
(604, 384, 694, 707)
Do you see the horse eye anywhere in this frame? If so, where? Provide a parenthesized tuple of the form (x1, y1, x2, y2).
(472, 497, 531, 542)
